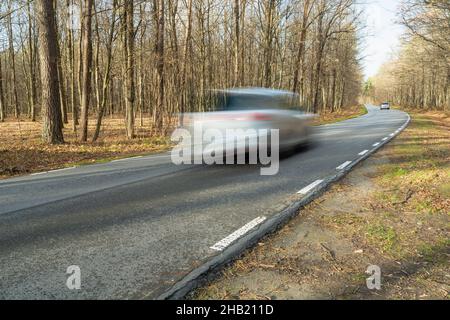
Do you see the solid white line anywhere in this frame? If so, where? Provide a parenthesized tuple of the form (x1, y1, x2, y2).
(147, 155, 171, 159)
(358, 150, 369, 156)
(48, 167, 76, 173)
(111, 156, 144, 162)
(336, 161, 352, 170)
(31, 172, 47, 176)
(297, 179, 324, 195)
(31, 166, 76, 176)
(210, 216, 267, 251)
(373, 142, 380, 147)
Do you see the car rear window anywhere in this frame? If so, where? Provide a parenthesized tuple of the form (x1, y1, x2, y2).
(210, 93, 304, 112)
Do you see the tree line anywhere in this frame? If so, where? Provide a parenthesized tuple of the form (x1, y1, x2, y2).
(0, 0, 363, 144)
(369, 0, 449, 110)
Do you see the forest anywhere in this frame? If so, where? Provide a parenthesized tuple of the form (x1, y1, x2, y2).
(0, 0, 364, 144)
(368, 0, 449, 110)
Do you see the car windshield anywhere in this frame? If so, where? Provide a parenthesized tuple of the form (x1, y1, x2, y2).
(210, 92, 305, 112)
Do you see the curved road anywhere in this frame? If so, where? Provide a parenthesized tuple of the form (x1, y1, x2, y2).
(0, 105, 409, 299)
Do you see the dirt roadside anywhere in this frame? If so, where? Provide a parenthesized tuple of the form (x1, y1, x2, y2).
(193, 111, 450, 300)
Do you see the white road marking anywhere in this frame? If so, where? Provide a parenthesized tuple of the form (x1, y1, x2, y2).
(336, 161, 352, 170)
(373, 142, 380, 147)
(297, 179, 324, 195)
(390, 133, 395, 137)
(48, 167, 76, 173)
(31, 172, 47, 176)
(147, 155, 171, 159)
(111, 156, 144, 162)
(358, 150, 369, 156)
(31, 167, 76, 176)
(210, 216, 267, 251)
(382, 137, 388, 141)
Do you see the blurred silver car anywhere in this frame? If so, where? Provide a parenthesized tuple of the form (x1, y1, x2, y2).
(380, 102, 390, 110)
(178, 88, 315, 158)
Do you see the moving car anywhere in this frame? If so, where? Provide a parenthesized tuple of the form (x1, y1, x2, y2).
(380, 102, 390, 110)
(178, 88, 315, 158)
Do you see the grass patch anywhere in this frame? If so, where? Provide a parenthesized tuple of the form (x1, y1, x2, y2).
(439, 182, 450, 198)
(366, 224, 398, 253)
(418, 239, 450, 264)
(312, 105, 368, 126)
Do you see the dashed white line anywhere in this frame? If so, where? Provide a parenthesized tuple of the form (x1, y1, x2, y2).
(297, 179, 324, 195)
(210, 216, 267, 251)
(390, 133, 395, 137)
(358, 150, 369, 156)
(212, 114, 411, 252)
(336, 161, 352, 170)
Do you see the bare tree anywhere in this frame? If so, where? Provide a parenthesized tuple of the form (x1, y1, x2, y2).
(123, 0, 135, 139)
(154, 0, 165, 133)
(92, 0, 118, 142)
(0, 55, 4, 122)
(35, 0, 64, 144)
(7, 0, 19, 118)
(79, 0, 94, 142)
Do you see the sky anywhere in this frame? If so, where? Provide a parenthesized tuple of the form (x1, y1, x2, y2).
(362, 0, 405, 80)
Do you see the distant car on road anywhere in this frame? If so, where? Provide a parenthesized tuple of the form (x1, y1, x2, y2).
(179, 88, 316, 157)
(380, 102, 390, 110)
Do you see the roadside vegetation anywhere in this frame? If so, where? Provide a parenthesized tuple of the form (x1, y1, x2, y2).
(311, 105, 367, 126)
(193, 111, 449, 300)
(0, 116, 171, 179)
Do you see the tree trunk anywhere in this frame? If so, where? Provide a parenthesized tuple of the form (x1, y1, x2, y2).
(233, 0, 240, 86)
(79, 0, 94, 142)
(154, 0, 165, 133)
(36, 0, 64, 144)
(66, 0, 78, 132)
(27, 1, 37, 122)
(92, 0, 118, 142)
(124, 0, 135, 139)
(292, 0, 311, 97)
(263, 0, 276, 88)
(180, 0, 193, 124)
(0, 56, 5, 122)
(7, 0, 19, 118)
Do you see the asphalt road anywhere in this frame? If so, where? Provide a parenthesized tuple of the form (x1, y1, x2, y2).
(0, 105, 409, 299)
